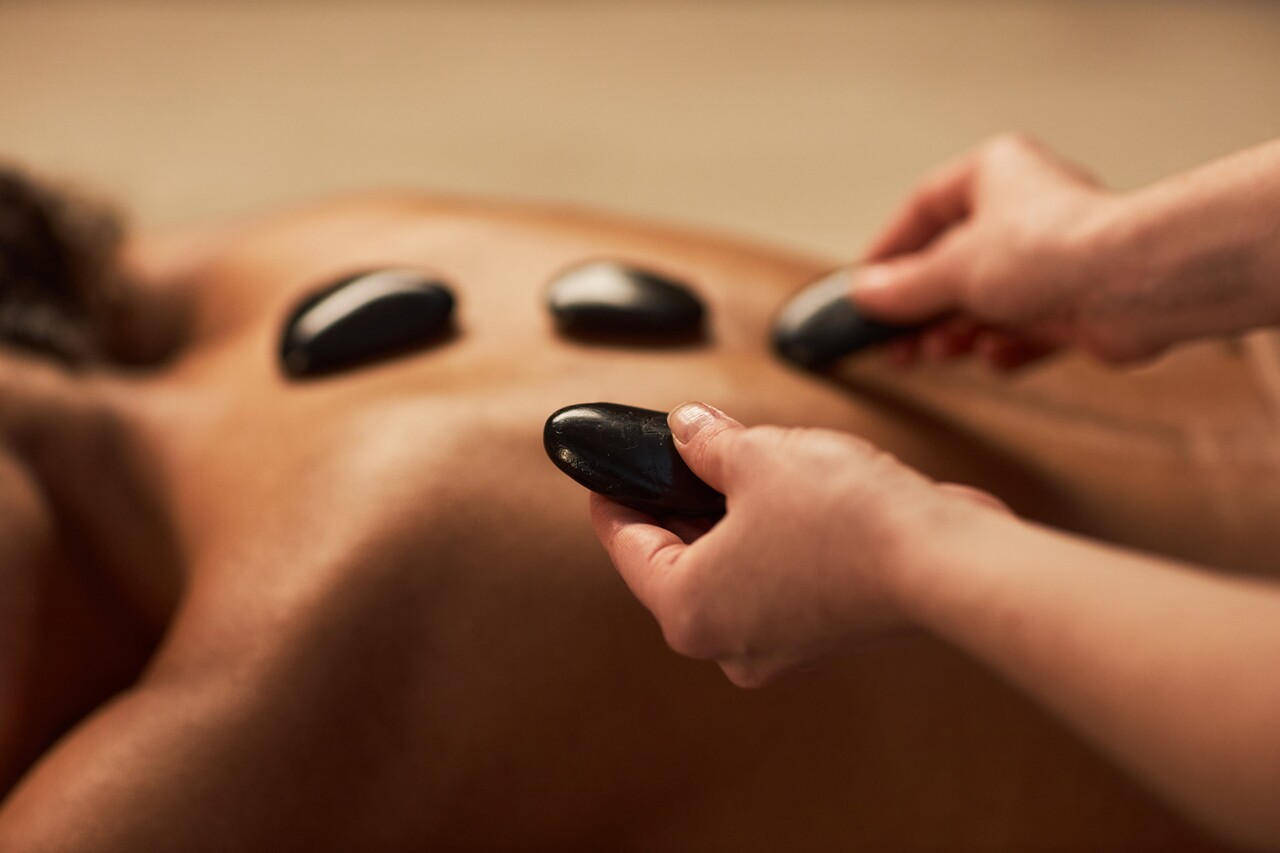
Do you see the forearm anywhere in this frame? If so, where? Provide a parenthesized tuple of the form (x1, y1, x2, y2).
(1089, 137, 1280, 354)
(898, 507, 1280, 847)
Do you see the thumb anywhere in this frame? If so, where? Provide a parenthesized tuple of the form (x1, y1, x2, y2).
(850, 243, 967, 325)
(667, 402, 744, 495)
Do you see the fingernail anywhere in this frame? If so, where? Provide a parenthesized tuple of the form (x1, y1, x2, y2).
(851, 263, 892, 295)
(669, 402, 718, 445)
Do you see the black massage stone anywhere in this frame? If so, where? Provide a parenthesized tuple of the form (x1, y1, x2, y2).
(772, 266, 916, 370)
(547, 261, 705, 340)
(280, 269, 455, 377)
(544, 402, 726, 518)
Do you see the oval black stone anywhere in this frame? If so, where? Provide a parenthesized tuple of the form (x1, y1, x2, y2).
(547, 261, 705, 341)
(280, 269, 455, 377)
(544, 402, 726, 518)
(772, 267, 917, 370)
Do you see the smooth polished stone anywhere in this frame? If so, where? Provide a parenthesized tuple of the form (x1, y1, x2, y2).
(547, 261, 705, 341)
(544, 402, 726, 518)
(772, 266, 916, 370)
(280, 269, 455, 377)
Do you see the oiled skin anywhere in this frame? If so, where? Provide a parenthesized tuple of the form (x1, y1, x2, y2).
(3, 194, 1266, 849)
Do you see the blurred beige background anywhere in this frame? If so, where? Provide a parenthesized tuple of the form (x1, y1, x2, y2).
(2, 0, 1279, 258)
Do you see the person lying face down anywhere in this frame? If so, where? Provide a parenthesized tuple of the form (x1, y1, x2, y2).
(0, 159, 1269, 849)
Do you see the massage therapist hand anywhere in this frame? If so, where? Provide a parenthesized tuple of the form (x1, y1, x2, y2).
(590, 401, 1007, 687)
(592, 401, 1280, 845)
(850, 134, 1280, 368)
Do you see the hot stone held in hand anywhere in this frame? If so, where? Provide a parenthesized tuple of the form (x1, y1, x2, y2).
(544, 402, 726, 518)
(772, 266, 919, 370)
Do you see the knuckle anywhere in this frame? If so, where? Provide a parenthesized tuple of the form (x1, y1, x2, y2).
(661, 608, 713, 659)
(992, 130, 1036, 151)
(723, 662, 773, 690)
(719, 426, 770, 479)
(742, 424, 884, 471)
(735, 425, 778, 453)
(830, 428, 879, 458)
(692, 421, 731, 461)
(732, 424, 821, 478)
(984, 132, 1042, 165)
(810, 427, 882, 466)
(656, 574, 716, 659)
(641, 538, 683, 576)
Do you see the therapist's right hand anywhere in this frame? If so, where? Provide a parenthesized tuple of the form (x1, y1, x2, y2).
(590, 402, 1009, 688)
(850, 133, 1131, 369)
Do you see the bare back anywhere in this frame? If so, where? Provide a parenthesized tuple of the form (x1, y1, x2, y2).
(3, 194, 1264, 848)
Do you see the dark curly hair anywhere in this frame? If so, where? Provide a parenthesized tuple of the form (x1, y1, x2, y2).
(0, 166, 124, 363)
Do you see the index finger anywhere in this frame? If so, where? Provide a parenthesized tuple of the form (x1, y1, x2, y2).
(589, 493, 686, 613)
(861, 149, 980, 262)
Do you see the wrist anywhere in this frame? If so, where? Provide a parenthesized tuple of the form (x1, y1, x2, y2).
(1066, 189, 1172, 358)
(883, 494, 1025, 633)
(1078, 151, 1280, 358)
